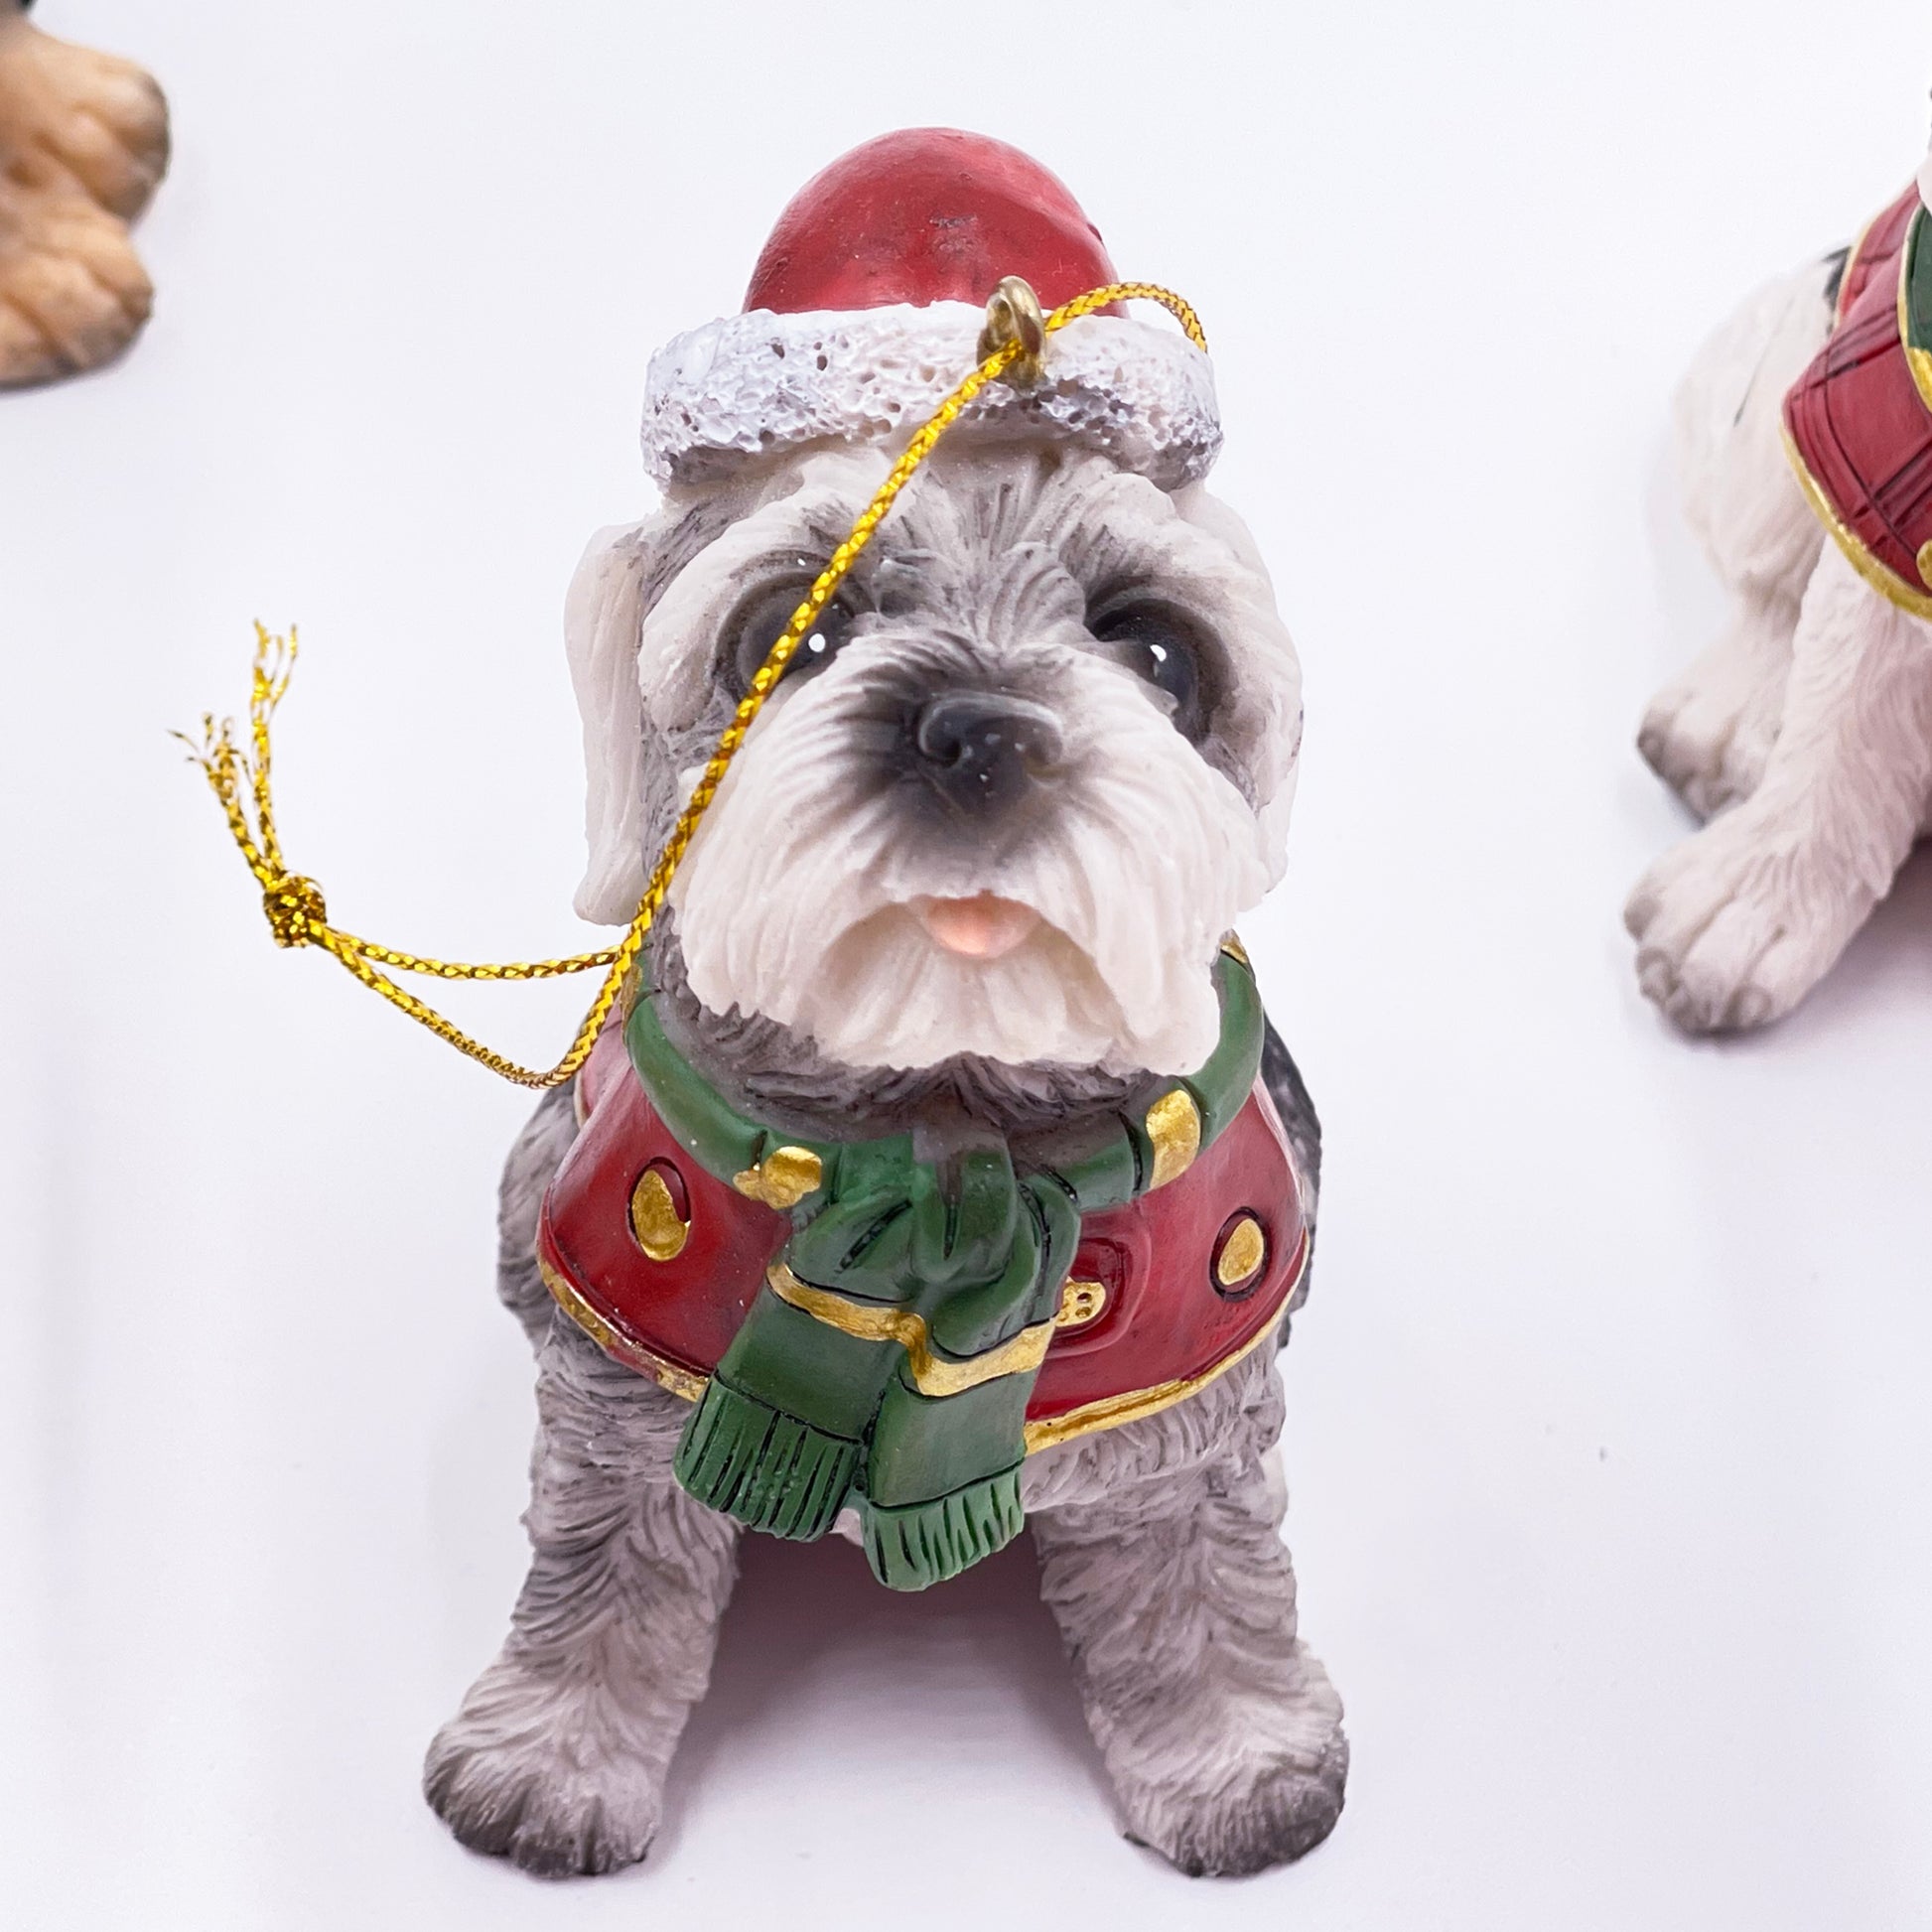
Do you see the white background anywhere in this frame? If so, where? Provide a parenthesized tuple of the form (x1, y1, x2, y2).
(4, 2, 1931, 1927)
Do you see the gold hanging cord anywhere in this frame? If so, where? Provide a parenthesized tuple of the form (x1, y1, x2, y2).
(181, 282, 1207, 1088)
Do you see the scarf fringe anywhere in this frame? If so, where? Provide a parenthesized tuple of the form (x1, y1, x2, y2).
(862, 1467, 1025, 1591)
(672, 1378, 860, 1540)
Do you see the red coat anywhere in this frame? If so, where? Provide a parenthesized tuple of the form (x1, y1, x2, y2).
(538, 1022, 1310, 1453)
(1783, 183, 1932, 617)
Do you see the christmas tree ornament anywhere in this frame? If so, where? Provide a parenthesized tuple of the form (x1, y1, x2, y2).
(1629, 146, 1932, 1031)
(189, 126, 1344, 1878)
(0, 0, 168, 388)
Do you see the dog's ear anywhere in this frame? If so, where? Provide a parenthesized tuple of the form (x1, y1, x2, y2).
(1170, 483, 1305, 863)
(566, 475, 813, 921)
(566, 514, 674, 924)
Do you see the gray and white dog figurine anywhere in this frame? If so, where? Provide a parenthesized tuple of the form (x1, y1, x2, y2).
(425, 130, 1345, 1879)
(1628, 148, 1932, 1032)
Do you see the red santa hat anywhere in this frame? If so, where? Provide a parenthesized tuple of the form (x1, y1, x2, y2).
(639, 128, 1220, 491)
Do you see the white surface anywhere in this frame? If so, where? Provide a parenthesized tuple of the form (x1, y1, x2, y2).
(3, 3, 1930, 1926)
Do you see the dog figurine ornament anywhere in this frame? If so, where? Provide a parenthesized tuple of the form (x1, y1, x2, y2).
(189, 127, 1346, 1880)
(0, 0, 168, 387)
(1629, 139, 1932, 1031)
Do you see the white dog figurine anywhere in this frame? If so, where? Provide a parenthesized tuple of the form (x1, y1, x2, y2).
(1628, 152, 1932, 1032)
(423, 129, 1346, 1879)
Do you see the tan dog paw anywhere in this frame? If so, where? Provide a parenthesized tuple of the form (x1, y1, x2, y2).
(0, 3, 168, 386)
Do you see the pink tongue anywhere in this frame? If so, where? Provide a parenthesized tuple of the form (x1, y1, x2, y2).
(918, 895, 1040, 960)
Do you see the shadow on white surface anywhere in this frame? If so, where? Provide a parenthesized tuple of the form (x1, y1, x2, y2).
(661, 1529, 1112, 1859)
(1770, 842, 1932, 1037)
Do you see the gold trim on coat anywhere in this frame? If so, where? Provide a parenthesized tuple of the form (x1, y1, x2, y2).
(628, 1167, 691, 1261)
(765, 1262, 1056, 1396)
(1053, 1278, 1108, 1328)
(544, 1230, 1311, 1452)
(1144, 1087, 1201, 1188)
(1780, 423, 1932, 621)
(1021, 1228, 1310, 1453)
(732, 1145, 823, 1209)
(539, 1256, 710, 1401)
(1213, 1212, 1268, 1290)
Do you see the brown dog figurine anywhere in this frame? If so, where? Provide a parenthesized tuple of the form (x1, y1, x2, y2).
(0, 0, 167, 387)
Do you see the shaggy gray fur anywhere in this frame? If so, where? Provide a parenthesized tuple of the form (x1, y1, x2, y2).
(1026, 1349, 1345, 1875)
(428, 449, 1343, 1877)
(492, 1084, 578, 1350)
(427, 1080, 1343, 1878)
(425, 1311, 740, 1876)
(1260, 1018, 1321, 1223)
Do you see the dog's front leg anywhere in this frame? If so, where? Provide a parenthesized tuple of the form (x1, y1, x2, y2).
(1030, 1387, 1345, 1877)
(1626, 541, 1932, 1032)
(1637, 587, 1801, 820)
(424, 1318, 738, 1876)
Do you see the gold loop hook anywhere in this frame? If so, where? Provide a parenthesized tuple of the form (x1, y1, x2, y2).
(977, 275, 1047, 384)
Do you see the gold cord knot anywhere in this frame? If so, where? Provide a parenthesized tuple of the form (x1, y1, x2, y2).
(262, 874, 327, 947)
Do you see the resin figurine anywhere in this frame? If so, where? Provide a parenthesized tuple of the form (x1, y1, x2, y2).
(1628, 146, 1932, 1031)
(0, 0, 168, 387)
(422, 128, 1346, 1878)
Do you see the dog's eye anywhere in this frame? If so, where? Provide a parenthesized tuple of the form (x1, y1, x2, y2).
(1090, 603, 1206, 740)
(728, 578, 860, 695)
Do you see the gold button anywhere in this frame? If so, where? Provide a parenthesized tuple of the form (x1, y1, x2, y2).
(1054, 1279, 1107, 1329)
(732, 1145, 823, 1210)
(1213, 1213, 1267, 1292)
(1144, 1087, 1201, 1189)
(1917, 539, 1932, 589)
(629, 1166, 690, 1262)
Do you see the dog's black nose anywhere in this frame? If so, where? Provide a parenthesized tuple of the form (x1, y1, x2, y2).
(908, 691, 1064, 816)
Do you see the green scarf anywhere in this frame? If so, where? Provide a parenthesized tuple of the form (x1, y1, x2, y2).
(625, 947, 1263, 1590)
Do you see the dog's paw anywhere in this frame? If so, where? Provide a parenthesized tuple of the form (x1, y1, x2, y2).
(0, 190, 152, 383)
(1116, 1704, 1347, 1877)
(1637, 639, 1788, 821)
(1624, 808, 1872, 1034)
(0, 10, 168, 386)
(423, 1658, 665, 1879)
(1090, 1634, 1345, 1878)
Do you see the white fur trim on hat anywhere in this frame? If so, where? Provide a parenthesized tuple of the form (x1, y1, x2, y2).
(639, 302, 1221, 490)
